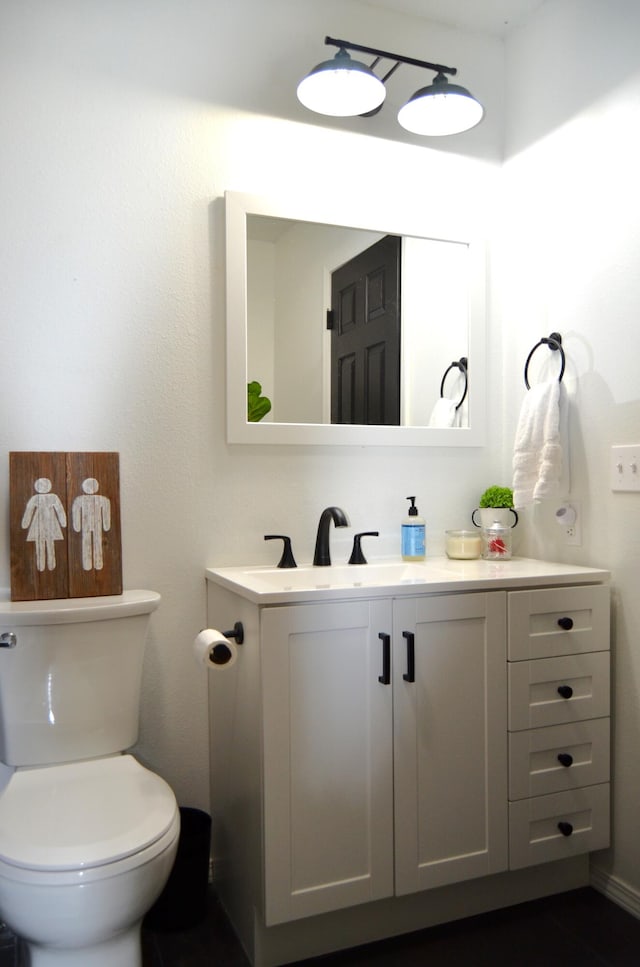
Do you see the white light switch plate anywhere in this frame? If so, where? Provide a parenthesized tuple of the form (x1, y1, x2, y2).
(611, 444, 640, 492)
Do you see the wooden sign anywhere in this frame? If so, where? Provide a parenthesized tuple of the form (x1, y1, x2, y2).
(10, 452, 122, 601)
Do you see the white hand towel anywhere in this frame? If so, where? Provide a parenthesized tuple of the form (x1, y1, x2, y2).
(512, 379, 564, 507)
(428, 397, 458, 428)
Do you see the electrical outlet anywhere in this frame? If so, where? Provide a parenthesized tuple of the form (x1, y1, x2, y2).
(611, 444, 640, 492)
(555, 501, 581, 546)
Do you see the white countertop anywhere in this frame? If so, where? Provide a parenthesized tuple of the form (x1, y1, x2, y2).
(205, 557, 610, 605)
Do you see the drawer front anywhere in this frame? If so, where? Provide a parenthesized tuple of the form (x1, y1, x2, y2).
(509, 718, 610, 800)
(509, 783, 610, 870)
(508, 585, 610, 661)
(508, 652, 610, 731)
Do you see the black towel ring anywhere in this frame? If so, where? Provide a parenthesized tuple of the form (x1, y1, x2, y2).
(524, 332, 565, 389)
(440, 357, 468, 410)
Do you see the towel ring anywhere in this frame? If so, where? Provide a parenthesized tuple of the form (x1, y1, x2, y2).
(440, 357, 468, 410)
(524, 332, 565, 389)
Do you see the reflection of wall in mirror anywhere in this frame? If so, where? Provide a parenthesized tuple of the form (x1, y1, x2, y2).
(247, 238, 276, 422)
(247, 221, 469, 427)
(402, 237, 469, 428)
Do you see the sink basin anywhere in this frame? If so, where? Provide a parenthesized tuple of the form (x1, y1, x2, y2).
(242, 561, 428, 590)
(205, 559, 459, 602)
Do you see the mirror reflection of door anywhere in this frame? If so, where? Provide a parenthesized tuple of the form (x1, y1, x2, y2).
(330, 235, 401, 425)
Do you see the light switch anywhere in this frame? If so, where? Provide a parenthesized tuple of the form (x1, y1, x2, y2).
(611, 444, 640, 492)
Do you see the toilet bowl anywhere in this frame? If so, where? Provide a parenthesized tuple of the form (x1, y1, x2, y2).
(0, 754, 180, 967)
(0, 591, 181, 967)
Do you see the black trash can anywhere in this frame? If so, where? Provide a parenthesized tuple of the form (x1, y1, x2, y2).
(145, 807, 212, 932)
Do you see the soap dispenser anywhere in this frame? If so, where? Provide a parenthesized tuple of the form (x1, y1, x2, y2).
(402, 496, 426, 561)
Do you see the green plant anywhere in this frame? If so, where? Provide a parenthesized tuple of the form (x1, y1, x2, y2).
(247, 381, 272, 422)
(479, 485, 514, 509)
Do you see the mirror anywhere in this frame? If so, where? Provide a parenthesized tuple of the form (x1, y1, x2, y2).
(226, 191, 486, 446)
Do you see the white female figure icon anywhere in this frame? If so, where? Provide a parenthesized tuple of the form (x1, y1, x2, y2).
(72, 477, 111, 571)
(21, 478, 68, 572)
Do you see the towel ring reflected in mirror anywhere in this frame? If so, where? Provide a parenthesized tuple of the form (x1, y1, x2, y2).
(524, 332, 566, 389)
(440, 356, 468, 409)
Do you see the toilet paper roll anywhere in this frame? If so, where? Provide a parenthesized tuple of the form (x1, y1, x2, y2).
(193, 629, 238, 670)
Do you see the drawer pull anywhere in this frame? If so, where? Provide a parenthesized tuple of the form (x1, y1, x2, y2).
(557, 752, 574, 768)
(557, 616, 574, 630)
(557, 821, 574, 837)
(557, 684, 574, 699)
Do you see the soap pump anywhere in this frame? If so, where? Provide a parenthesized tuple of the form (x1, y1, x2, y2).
(402, 496, 426, 561)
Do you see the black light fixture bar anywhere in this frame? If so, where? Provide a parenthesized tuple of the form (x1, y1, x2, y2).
(324, 35, 458, 79)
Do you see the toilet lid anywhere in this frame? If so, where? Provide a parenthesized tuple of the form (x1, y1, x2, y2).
(0, 755, 177, 872)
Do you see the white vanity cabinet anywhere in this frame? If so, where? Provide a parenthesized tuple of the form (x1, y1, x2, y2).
(205, 560, 610, 967)
(261, 592, 507, 925)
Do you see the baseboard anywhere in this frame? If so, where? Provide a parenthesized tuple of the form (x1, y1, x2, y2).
(590, 864, 640, 920)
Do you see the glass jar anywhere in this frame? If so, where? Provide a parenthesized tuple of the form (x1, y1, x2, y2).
(480, 521, 512, 560)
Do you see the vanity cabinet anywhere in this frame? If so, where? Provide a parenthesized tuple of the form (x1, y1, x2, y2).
(506, 585, 610, 870)
(205, 561, 610, 967)
(261, 592, 507, 925)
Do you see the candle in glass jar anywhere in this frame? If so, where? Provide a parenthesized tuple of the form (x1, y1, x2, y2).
(445, 530, 481, 559)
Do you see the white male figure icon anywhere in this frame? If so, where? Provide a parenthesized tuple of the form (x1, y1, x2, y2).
(72, 477, 111, 571)
(21, 477, 67, 572)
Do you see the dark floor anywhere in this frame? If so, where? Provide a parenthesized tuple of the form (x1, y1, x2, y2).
(139, 886, 640, 967)
(1, 887, 637, 966)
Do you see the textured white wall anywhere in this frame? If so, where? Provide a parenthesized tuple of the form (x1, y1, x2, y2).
(0, 0, 502, 811)
(501, 0, 640, 901)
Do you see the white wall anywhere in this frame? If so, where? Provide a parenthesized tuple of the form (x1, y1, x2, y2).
(501, 0, 640, 908)
(0, 0, 502, 812)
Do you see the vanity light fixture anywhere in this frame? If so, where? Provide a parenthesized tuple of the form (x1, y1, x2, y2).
(297, 36, 484, 136)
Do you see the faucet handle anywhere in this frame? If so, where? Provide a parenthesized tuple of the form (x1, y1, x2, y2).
(264, 535, 297, 569)
(348, 531, 380, 565)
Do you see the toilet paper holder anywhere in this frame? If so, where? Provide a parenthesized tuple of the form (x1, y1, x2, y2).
(222, 622, 244, 645)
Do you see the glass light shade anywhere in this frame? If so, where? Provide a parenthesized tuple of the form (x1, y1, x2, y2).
(397, 76, 484, 136)
(297, 49, 386, 117)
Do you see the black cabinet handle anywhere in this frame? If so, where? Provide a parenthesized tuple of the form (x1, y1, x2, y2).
(402, 631, 415, 683)
(378, 633, 391, 685)
(558, 821, 574, 837)
(558, 616, 574, 630)
(557, 752, 574, 768)
(557, 684, 574, 699)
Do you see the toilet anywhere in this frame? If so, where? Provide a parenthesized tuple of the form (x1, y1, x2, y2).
(0, 590, 180, 967)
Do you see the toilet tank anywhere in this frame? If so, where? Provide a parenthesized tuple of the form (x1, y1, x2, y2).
(0, 590, 161, 767)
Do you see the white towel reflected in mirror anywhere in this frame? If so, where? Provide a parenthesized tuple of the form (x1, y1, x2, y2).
(428, 397, 458, 428)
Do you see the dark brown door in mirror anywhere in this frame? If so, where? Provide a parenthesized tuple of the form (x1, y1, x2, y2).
(331, 235, 401, 425)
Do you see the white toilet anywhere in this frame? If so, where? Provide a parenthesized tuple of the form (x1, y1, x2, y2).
(0, 590, 180, 967)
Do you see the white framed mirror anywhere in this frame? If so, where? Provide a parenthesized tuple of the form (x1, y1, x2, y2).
(225, 190, 486, 446)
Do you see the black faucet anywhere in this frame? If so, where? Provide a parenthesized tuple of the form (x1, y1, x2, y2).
(313, 506, 349, 566)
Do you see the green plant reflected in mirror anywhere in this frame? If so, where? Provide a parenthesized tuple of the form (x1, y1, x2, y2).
(247, 381, 272, 422)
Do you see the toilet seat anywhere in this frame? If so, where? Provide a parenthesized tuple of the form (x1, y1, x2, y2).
(0, 754, 177, 872)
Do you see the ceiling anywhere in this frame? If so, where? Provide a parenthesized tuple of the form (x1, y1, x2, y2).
(361, 0, 546, 36)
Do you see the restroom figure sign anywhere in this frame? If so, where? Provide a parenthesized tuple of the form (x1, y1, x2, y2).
(21, 477, 67, 572)
(72, 478, 111, 571)
(10, 451, 122, 601)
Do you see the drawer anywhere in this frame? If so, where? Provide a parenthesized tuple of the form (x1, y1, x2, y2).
(509, 783, 610, 870)
(509, 718, 610, 800)
(508, 585, 610, 661)
(509, 651, 609, 731)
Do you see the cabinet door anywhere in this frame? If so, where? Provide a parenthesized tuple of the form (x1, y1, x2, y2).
(393, 592, 508, 894)
(261, 599, 394, 925)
